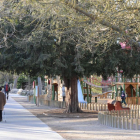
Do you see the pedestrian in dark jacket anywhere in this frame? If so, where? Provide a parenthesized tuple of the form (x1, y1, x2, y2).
(121, 91, 126, 105)
(4, 83, 10, 100)
(0, 87, 6, 122)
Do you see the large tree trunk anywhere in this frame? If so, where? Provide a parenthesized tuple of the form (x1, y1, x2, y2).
(13, 75, 19, 89)
(64, 76, 80, 113)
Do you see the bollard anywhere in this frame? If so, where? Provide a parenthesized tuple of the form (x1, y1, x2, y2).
(92, 103, 94, 110)
(96, 103, 98, 111)
(99, 113, 101, 124)
(91, 103, 93, 110)
(80, 103, 82, 109)
(119, 110, 121, 117)
(98, 113, 100, 122)
(132, 110, 134, 119)
(98, 113, 101, 124)
(84, 103, 86, 109)
(103, 114, 105, 125)
(135, 118, 138, 130)
(110, 115, 112, 127)
(101, 104, 103, 111)
(122, 110, 124, 117)
(85, 103, 87, 110)
(101, 113, 103, 125)
(98, 104, 100, 111)
(110, 110, 112, 116)
(87, 103, 88, 110)
(107, 115, 109, 126)
(126, 117, 128, 130)
(112, 116, 114, 127)
(117, 111, 119, 117)
(90, 103, 91, 110)
(116, 117, 118, 128)
(129, 110, 131, 119)
(103, 104, 104, 111)
(105, 113, 107, 125)
(95, 103, 97, 111)
(130, 104, 131, 110)
(118, 117, 120, 128)
(122, 117, 125, 129)
(130, 119, 133, 130)
(114, 116, 117, 128)
(109, 115, 111, 126)
(102, 114, 104, 125)
(108, 115, 110, 126)
(135, 110, 136, 119)
(126, 110, 128, 118)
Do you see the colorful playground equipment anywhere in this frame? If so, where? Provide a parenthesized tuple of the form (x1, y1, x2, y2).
(113, 73, 140, 104)
(43, 75, 114, 103)
(79, 76, 114, 103)
(43, 73, 140, 105)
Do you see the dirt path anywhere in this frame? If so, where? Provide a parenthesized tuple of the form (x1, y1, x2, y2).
(12, 97, 140, 140)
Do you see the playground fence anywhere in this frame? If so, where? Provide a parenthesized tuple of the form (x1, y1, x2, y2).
(79, 102, 140, 111)
(98, 110, 140, 130)
(79, 103, 108, 111)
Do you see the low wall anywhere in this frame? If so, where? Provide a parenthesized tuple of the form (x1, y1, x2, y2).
(27, 95, 66, 108)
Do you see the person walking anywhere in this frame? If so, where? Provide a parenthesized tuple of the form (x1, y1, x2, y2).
(4, 83, 10, 100)
(0, 86, 6, 122)
(121, 90, 126, 105)
(62, 84, 65, 102)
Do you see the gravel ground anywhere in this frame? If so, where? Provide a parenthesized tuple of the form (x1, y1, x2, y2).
(12, 97, 140, 140)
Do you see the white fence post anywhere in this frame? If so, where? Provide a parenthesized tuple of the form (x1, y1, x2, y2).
(130, 119, 133, 130)
(126, 117, 128, 130)
(136, 118, 138, 130)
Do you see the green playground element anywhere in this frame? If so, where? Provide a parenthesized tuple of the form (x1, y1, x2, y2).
(52, 84, 55, 100)
(114, 73, 140, 104)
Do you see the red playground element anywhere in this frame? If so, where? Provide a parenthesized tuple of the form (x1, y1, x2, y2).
(115, 101, 130, 111)
(107, 100, 130, 111)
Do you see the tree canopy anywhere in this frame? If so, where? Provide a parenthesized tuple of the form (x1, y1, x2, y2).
(0, 0, 140, 79)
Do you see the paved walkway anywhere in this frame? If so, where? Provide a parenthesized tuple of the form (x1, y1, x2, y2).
(0, 94, 65, 140)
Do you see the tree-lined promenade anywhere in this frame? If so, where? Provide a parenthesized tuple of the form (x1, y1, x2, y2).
(0, 0, 140, 112)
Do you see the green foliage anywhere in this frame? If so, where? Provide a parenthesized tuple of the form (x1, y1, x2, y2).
(0, 1, 140, 81)
(17, 74, 28, 89)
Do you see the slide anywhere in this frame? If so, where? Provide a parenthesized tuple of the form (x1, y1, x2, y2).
(77, 80, 87, 103)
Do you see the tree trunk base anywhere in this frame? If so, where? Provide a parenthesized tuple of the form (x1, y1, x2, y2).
(63, 106, 83, 113)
